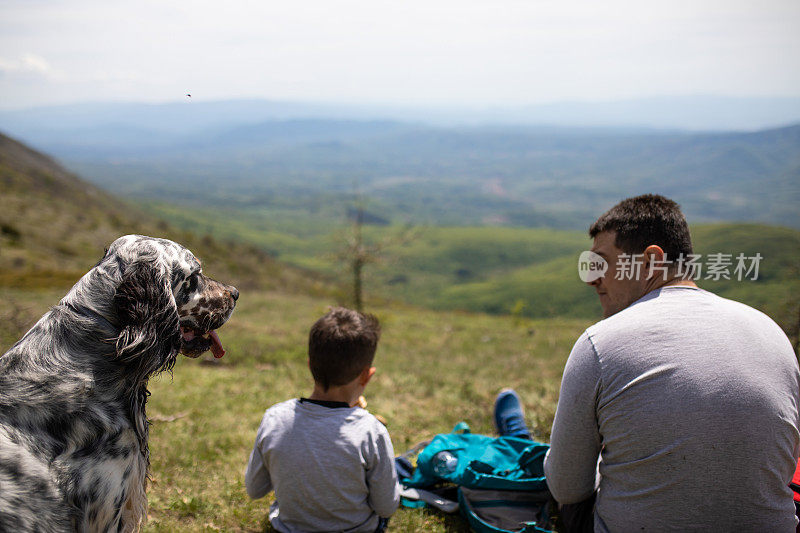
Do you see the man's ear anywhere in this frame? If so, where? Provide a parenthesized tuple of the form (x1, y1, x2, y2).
(643, 245, 665, 280)
(360, 366, 377, 386)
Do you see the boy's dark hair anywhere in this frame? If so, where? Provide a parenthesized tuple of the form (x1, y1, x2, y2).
(589, 194, 693, 260)
(308, 307, 381, 391)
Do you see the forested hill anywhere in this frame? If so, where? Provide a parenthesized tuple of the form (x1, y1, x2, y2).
(0, 132, 327, 295)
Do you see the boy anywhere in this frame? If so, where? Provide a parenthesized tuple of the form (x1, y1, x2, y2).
(245, 307, 400, 533)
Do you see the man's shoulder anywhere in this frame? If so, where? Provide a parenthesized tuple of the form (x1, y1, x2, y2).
(585, 287, 704, 341)
(587, 286, 786, 344)
(658, 286, 781, 331)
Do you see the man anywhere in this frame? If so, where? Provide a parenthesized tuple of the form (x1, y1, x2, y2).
(543, 194, 800, 532)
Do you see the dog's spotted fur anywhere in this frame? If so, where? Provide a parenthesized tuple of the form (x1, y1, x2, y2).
(0, 235, 237, 532)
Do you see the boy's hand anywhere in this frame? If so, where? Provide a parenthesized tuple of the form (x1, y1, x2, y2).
(357, 395, 387, 425)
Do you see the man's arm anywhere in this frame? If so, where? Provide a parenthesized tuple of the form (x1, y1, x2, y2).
(365, 423, 400, 517)
(544, 331, 602, 504)
(244, 428, 273, 499)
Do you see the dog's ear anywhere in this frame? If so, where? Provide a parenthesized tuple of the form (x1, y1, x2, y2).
(113, 259, 181, 382)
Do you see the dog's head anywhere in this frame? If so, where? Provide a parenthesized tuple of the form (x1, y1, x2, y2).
(100, 235, 238, 375)
(170, 245, 239, 358)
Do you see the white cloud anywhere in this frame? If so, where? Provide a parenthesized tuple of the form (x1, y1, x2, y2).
(0, 53, 54, 76)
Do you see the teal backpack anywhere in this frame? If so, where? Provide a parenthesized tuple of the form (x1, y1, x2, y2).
(400, 424, 554, 533)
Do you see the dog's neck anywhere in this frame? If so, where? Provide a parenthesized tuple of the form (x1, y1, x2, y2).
(62, 300, 117, 331)
(58, 267, 176, 394)
(61, 266, 122, 327)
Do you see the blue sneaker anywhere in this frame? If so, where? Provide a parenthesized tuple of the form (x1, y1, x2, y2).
(493, 388, 531, 439)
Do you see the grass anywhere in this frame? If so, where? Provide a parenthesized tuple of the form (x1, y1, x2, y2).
(0, 285, 589, 532)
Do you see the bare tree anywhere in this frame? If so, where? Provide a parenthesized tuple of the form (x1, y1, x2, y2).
(333, 190, 418, 311)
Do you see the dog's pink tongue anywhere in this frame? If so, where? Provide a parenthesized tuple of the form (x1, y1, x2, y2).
(209, 330, 225, 358)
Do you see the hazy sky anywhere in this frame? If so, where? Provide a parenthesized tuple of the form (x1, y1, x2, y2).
(1, 0, 798, 110)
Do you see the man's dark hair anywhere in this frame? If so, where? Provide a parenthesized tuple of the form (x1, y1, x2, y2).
(589, 194, 693, 260)
(308, 307, 381, 391)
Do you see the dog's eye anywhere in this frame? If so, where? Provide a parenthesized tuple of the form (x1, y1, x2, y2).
(183, 273, 199, 292)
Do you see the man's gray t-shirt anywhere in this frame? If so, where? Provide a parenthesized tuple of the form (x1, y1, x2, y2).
(544, 286, 800, 532)
(245, 399, 400, 533)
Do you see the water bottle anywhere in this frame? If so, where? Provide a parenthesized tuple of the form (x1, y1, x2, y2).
(432, 451, 458, 477)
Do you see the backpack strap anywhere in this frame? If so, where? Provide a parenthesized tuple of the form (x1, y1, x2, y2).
(400, 487, 458, 513)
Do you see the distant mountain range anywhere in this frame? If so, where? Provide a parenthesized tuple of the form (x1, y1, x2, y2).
(1, 97, 798, 230)
(2, 95, 800, 133)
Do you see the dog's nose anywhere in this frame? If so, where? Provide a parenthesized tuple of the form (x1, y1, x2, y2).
(229, 287, 239, 302)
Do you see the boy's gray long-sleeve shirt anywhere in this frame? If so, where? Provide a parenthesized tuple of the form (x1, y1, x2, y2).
(544, 286, 800, 532)
(245, 399, 400, 533)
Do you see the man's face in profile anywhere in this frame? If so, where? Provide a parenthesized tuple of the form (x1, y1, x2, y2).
(588, 231, 647, 318)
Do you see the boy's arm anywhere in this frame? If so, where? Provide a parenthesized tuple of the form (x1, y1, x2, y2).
(244, 428, 273, 499)
(365, 423, 401, 517)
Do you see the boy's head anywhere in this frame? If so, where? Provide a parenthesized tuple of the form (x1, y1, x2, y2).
(308, 307, 381, 391)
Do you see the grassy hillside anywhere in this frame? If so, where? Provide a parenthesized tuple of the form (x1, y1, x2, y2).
(0, 284, 586, 532)
(435, 224, 800, 334)
(0, 132, 330, 294)
(0, 131, 340, 352)
(138, 200, 800, 343)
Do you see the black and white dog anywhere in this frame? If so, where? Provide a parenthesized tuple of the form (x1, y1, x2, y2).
(0, 235, 238, 532)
